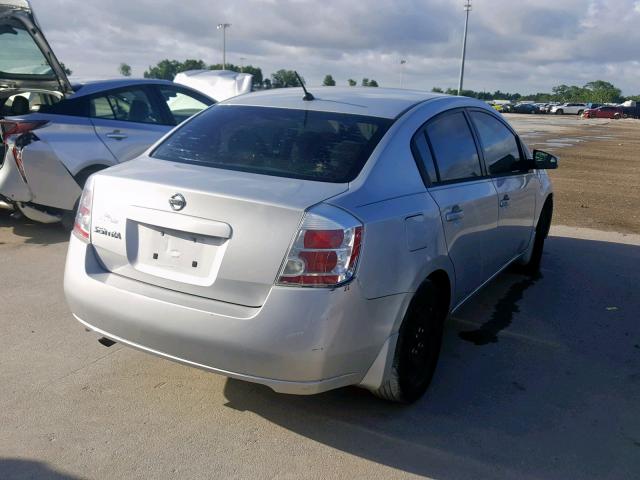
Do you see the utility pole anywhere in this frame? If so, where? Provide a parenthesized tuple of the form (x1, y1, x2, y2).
(239, 57, 246, 73)
(217, 23, 231, 70)
(457, 0, 472, 96)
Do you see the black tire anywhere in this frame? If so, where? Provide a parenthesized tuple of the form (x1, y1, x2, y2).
(60, 166, 105, 231)
(614, 113, 621, 120)
(555, 109, 563, 115)
(577, 110, 584, 116)
(374, 280, 448, 403)
(522, 200, 553, 275)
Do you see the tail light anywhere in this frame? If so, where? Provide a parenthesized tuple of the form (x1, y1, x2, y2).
(278, 204, 363, 287)
(0, 120, 48, 182)
(0, 120, 48, 138)
(73, 179, 94, 242)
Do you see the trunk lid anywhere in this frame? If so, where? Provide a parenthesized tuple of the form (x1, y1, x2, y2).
(0, 1, 72, 94)
(90, 157, 348, 307)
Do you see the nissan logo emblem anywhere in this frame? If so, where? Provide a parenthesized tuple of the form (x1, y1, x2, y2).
(169, 193, 186, 211)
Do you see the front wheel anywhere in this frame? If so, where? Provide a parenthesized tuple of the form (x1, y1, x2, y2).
(555, 109, 563, 115)
(521, 201, 553, 275)
(374, 280, 447, 403)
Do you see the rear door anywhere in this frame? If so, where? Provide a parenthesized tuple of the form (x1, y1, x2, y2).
(0, 1, 72, 93)
(89, 86, 170, 162)
(468, 110, 537, 272)
(421, 110, 499, 304)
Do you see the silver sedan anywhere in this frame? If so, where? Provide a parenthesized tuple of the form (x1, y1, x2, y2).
(64, 87, 557, 403)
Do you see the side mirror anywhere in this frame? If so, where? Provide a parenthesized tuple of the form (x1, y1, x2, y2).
(532, 150, 559, 170)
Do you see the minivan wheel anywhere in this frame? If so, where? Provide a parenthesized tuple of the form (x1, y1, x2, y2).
(521, 201, 553, 275)
(374, 280, 447, 403)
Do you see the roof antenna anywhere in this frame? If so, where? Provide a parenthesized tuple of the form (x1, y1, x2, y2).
(295, 71, 315, 101)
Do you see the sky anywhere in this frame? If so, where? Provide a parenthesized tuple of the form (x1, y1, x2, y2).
(29, 0, 640, 95)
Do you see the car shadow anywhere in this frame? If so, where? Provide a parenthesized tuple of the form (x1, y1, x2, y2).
(0, 210, 69, 246)
(222, 236, 640, 479)
(0, 458, 83, 480)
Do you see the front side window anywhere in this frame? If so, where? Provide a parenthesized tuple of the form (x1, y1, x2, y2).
(426, 112, 481, 182)
(90, 89, 161, 124)
(159, 87, 211, 124)
(470, 111, 523, 175)
(152, 105, 393, 183)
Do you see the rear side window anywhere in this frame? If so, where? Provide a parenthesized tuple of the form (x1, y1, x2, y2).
(151, 106, 393, 183)
(469, 111, 522, 175)
(426, 112, 481, 182)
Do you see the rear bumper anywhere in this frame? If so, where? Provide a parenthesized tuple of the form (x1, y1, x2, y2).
(64, 235, 407, 394)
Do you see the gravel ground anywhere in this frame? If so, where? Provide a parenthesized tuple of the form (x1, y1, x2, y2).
(506, 114, 640, 234)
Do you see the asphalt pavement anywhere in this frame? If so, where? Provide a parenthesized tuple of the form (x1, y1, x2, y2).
(1, 213, 639, 480)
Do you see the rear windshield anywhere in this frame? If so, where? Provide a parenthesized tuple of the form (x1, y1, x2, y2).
(151, 105, 393, 183)
(0, 22, 54, 78)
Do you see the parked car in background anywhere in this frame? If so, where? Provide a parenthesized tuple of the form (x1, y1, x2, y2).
(539, 102, 560, 114)
(65, 87, 557, 403)
(1, 78, 214, 224)
(620, 101, 640, 119)
(582, 105, 623, 119)
(0, 1, 215, 224)
(505, 103, 540, 114)
(550, 103, 587, 115)
(174, 69, 253, 102)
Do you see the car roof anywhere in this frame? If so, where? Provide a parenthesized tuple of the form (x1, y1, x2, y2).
(69, 78, 182, 98)
(222, 87, 448, 119)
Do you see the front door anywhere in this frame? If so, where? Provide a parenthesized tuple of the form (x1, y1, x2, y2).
(468, 110, 537, 271)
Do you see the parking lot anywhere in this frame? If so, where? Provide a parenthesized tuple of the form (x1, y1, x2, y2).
(1, 116, 640, 479)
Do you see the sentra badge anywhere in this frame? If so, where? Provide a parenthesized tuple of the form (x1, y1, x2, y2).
(94, 226, 122, 240)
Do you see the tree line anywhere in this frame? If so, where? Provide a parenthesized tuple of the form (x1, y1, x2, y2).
(119, 59, 379, 89)
(432, 80, 637, 104)
(113, 61, 639, 102)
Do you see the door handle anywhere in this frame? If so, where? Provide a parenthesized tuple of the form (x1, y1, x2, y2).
(106, 131, 128, 140)
(445, 205, 464, 222)
(500, 194, 510, 208)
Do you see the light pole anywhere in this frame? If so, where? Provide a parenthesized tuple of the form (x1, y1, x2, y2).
(457, 0, 472, 96)
(217, 23, 231, 70)
(400, 59, 407, 88)
(239, 57, 246, 73)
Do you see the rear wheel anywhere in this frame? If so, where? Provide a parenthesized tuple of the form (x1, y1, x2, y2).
(577, 110, 584, 116)
(374, 280, 448, 403)
(614, 113, 621, 120)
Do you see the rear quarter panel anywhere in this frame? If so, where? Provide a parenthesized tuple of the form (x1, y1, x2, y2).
(34, 115, 117, 176)
(21, 115, 117, 210)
